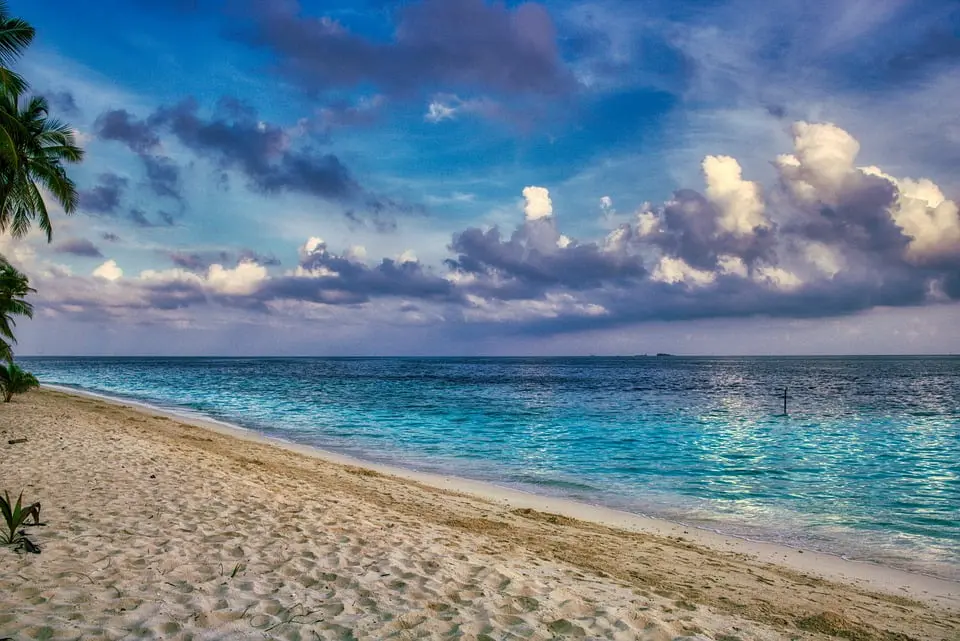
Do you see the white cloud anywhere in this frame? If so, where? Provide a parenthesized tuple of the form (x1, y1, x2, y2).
(425, 101, 457, 123)
(207, 261, 268, 296)
(93, 260, 123, 281)
(803, 242, 843, 276)
(139, 267, 203, 285)
(397, 250, 418, 264)
(652, 257, 717, 287)
(424, 94, 501, 123)
(776, 122, 861, 205)
(776, 122, 960, 264)
(463, 292, 607, 323)
(718, 255, 748, 278)
(860, 167, 960, 262)
(754, 266, 803, 290)
(636, 209, 659, 236)
(702, 155, 768, 235)
(301, 237, 325, 256)
(522, 186, 553, 220)
(346, 245, 367, 261)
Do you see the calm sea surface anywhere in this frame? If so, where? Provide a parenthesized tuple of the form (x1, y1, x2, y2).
(21, 356, 960, 579)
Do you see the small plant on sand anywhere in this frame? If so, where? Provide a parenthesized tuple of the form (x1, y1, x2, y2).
(0, 490, 40, 553)
(0, 361, 38, 402)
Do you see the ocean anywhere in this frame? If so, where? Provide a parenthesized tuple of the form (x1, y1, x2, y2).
(21, 356, 960, 580)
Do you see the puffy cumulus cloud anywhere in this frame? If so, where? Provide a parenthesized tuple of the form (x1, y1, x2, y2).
(776, 121, 960, 264)
(522, 186, 553, 221)
(860, 168, 960, 262)
(207, 261, 269, 296)
(777, 122, 862, 203)
(702, 155, 768, 236)
(24, 121, 960, 339)
(93, 260, 123, 281)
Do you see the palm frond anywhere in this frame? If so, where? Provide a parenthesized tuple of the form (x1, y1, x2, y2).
(0, 86, 85, 240)
(0, 15, 34, 67)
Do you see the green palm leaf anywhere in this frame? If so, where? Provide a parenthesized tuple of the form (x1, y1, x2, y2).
(0, 86, 84, 241)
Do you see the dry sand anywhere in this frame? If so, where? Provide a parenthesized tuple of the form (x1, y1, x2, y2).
(0, 388, 958, 640)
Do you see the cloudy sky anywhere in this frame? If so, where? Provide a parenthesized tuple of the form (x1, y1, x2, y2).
(6, 0, 960, 355)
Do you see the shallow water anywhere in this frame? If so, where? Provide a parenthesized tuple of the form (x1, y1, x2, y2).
(22, 356, 960, 579)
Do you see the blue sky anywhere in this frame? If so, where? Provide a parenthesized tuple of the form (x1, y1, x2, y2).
(5, 0, 960, 355)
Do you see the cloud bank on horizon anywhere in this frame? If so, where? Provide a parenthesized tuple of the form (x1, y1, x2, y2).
(5, 0, 960, 355)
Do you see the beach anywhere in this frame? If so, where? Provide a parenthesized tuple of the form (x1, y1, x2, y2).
(1, 389, 958, 640)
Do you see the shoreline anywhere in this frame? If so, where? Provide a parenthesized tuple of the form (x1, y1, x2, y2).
(4, 387, 959, 639)
(40, 384, 960, 611)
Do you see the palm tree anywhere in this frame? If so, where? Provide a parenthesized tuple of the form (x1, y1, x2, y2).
(0, 90, 83, 241)
(0, 1, 34, 95)
(0, 361, 38, 402)
(0, 258, 32, 362)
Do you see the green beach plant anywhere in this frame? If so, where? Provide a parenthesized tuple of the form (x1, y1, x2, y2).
(0, 361, 38, 401)
(0, 490, 40, 552)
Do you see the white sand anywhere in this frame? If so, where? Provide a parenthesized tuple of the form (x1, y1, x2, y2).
(1, 388, 958, 640)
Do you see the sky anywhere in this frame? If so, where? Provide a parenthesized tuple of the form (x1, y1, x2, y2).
(4, 0, 960, 356)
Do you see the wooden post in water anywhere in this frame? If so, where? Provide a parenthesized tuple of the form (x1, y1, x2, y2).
(783, 387, 788, 416)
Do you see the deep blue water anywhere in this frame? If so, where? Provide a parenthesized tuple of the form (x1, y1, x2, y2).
(21, 356, 960, 579)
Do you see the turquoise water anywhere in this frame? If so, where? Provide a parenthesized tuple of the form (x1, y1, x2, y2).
(22, 356, 960, 579)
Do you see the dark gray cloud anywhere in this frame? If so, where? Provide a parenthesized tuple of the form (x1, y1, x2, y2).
(167, 248, 280, 271)
(644, 190, 777, 271)
(239, 0, 575, 97)
(95, 109, 160, 154)
(54, 238, 103, 258)
(447, 220, 646, 299)
(317, 95, 387, 130)
(259, 240, 456, 305)
(94, 110, 186, 207)
(94, 98, 364, 203)
(153, 98, 360, 201)
(238, 248, 281, 266)
(141, 155, 183, 203)
(129, 208, 174, 228)
(47, 90, 79, 116)
(780, 172, 905, 258)
(78, 173, 128, 215)
(344, 208, 397, 234)
(168, 250, 232, 271)
(93, 98, 423, 217)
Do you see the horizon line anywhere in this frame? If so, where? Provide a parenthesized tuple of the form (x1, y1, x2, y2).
(16, 353, 960, 359)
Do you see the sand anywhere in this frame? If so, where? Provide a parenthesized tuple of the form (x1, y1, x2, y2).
(0, 389, 957, 641)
